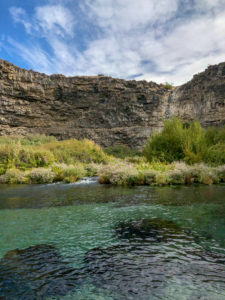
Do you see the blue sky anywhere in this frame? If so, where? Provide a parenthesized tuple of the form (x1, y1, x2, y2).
(1, 0, 225, 85)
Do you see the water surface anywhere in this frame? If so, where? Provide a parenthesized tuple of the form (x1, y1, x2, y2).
(0, 181, 224, 299)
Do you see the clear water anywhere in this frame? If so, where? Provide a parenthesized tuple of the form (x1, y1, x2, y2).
(0, 181, 225, 300)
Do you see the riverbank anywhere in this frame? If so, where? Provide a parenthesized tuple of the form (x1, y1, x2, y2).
(0, 159, 224, 186)
(0, 117, 225, 186)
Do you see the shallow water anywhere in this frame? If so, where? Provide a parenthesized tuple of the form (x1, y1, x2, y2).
(0, 181, 225, 299)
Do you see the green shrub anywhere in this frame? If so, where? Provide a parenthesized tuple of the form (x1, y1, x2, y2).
(144, 118, 224, 166)
(205, 126, 225, 145)
(0, 144, 21, 174)
(155, 172, 169, 185)
(42, 139, 109, 164)
(0, 144, 55, 172)
(51, 163, 86, 183)
(99, 162, 138, 186)
(203, 144, 225, 166)
(0, 168, 27, 184)
(29, 168, 55, 184)
(168, 169, 185, 185)
(216, 165, 225, 182)
(182, 121, 206, 164)
(163, 82, 174, 90)
(16, 148, 55, 169)
(85, 163, 102, 177)
(104, 145, 141, 159)
(98, 161, 223, 187)
(143, 170, 158, 185)
(143, 118, 185, 163)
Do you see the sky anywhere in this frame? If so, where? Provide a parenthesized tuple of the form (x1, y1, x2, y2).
(0, 0, 225, 85)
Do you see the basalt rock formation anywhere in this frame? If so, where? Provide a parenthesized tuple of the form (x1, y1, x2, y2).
(0, 59, 224, 147)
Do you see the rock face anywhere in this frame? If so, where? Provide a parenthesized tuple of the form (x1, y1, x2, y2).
(0, 59, 225, 147)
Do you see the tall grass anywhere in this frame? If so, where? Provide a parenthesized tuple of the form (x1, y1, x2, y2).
(0, 135, 110, 183)
(40, 139, 109, 164)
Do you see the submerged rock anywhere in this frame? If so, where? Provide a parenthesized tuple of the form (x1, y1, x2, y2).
(1, 228, 225, 300)
(0, 244, 80, 300)
(83, 241, 225, 299)
(115, 218, 183, 242)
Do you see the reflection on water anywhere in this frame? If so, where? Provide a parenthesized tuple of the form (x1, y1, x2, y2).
(0, 182, 225, 299)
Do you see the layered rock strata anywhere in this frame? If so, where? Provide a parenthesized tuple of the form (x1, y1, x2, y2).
(0, 59, 224, 147)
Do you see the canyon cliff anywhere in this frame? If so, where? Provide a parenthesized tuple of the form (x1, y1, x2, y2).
(0, 59, 224, 148)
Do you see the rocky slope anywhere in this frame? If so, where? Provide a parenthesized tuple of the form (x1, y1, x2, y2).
(0, 59, 224, 147)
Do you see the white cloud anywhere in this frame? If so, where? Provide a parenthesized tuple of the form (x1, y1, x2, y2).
(35, 5, 75, 37)
(82, 0, 179, 32)
(9, 7, 32, 33)
(7, 38, 53, 74)
(7, 0, 225, 85)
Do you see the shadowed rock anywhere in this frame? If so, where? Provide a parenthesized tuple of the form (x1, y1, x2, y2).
(83, 241, 225, 299)
(1, 225, 225, 299)
(0, 244, 80, 300)
(115, 218, 183, 242)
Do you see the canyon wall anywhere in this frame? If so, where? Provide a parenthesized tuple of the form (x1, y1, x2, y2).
(0, 59, 224, 148)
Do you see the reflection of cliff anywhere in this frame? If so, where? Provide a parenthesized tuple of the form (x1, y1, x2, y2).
(0, 59, 224, 147)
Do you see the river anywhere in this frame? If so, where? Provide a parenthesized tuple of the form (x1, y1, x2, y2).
(0, 180, 225, 299)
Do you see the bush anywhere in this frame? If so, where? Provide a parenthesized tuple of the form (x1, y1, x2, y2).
(99, 162, 138, 186)
(85, 163, 102, 177)
(98, 161, 223, 187)
(0, 144, 19, 174)
(163, 82, 174, 90)
(0, 168, 27, 184)
(51, 163, 86, 183)
(104, 145, 141, 159)
(205, 126, 225, 145)
(155, 172, 169, 185)
(168, 169, 185, 185)
(182, 121, 206, 164)
(143, 170, 158, 185)
(144, 118, 224, 166)
(203, 144, 225, 166)
(216, 165, 225, 182)
(0, 144, 55, 172)
(29, 168, 55, 184)
(143, 118, 185, 163)
(42, 139, 109, 164)
(16, 148, 55, 169)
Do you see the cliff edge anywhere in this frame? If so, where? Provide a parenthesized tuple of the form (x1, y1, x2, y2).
(0, 59, 224, 147)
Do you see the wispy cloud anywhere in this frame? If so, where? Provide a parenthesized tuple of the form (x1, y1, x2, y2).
(35, 5, 75, 37)
(9, 7, 32, 33)
(7, 38, 53, 73)
(7, 0, 225, 85)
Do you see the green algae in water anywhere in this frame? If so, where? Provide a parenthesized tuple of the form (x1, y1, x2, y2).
(0, 183, 225, 299)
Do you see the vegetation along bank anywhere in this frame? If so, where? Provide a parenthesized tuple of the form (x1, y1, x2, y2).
(0, 118, 224, 186)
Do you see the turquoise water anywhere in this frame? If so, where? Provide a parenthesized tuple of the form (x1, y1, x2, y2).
(0, 181, 225, 299)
